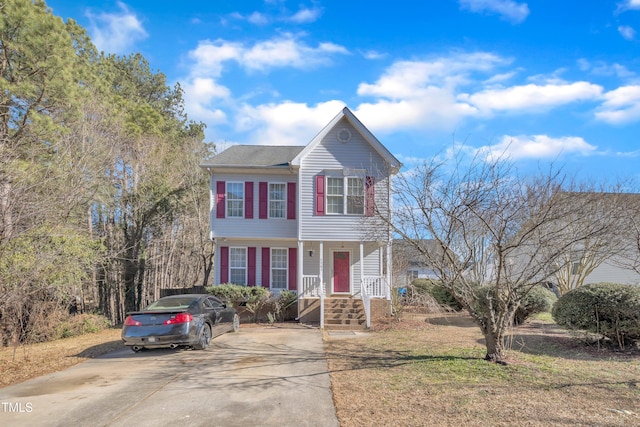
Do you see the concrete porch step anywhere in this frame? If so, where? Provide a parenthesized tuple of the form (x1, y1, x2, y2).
(323, 297, 367, 331)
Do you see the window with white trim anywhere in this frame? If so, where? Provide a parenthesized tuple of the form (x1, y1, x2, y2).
(229, 247, 247, 284)
(269, 183, 286, 218)
(226, 182, 244, 218)
(326, 176, 364, 215)
(271, 248, 288, 289)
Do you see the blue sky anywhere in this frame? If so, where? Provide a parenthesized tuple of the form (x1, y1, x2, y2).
(47, 0, 640, 181)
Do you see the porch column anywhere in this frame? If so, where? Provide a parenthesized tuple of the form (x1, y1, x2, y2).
(386, 241, 392, 300)
(297, 240, 303, 319)
(359, 241, 364, 296)
(318, 241, 324, 295)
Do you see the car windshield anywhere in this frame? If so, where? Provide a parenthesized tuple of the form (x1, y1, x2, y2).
(145, 297, 196, 311)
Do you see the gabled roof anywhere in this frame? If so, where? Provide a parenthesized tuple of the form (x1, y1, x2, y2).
(291, 107, 402, 173)
(200, 145, 305, 169)
(200, 107, 402, 173)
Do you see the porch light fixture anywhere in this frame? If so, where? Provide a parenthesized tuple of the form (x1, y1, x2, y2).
(309, 242, 314, 257)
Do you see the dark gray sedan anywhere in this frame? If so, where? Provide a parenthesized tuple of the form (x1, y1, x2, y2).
(122, 294, 239, 352)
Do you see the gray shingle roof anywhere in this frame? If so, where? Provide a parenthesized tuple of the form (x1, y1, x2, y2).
(200, 145, 305, 168)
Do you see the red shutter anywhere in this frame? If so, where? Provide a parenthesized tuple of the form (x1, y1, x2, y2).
(259, 182, 268, 219)
(288, 248, 297, 291)
(287, 182, 296, 220)
(366, 176, 375, 217)
(245, 182, 254, 219)
(219, 246, 229, 283)
(315, 175, 325, 216)
(248, 247, 256, 286)
(261, 247, 270, 288)
(216, 181, 226, 219)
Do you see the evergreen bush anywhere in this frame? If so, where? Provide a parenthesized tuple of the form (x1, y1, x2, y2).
(552, 282, 640, 349)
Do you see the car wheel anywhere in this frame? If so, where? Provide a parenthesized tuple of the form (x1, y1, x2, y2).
(232, 313, 240, 332)
(194, 323, 212, 350)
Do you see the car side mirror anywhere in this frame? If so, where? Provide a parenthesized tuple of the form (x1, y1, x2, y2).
(222, 303, 227, 308)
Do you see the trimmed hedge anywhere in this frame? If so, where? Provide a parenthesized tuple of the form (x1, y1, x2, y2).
(513, 285, 557, 325)
(204, 283, 270, 305)
(552, 282, 640, 349)
(204, 284, 297, 322)
(409, 279, 462, 311)
(467, 284, 556, 325)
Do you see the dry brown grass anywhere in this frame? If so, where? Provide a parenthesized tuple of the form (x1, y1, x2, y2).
(0, 328, 123, 387)
(326, 313, 640, 427)
(3, 314, 639, 427)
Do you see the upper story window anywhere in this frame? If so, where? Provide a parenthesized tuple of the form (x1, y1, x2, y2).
(227, 182, 244, 218)
(269, 183, 286, 219)
(327, 177, 364, 215)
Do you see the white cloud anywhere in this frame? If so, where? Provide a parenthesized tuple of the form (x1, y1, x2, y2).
(578, 59, 635, 79)
(181, 78, 230, 125)
(247, 12, 269, 25)
(236, 100, 347, 145)
(596, 85, 640, 123)
(231, 6, 322, 25)
(618, 25, 636, 40)
(188, 34, 349, 76)
(357, 53, 508, 99)
(287, 7, 323, 24)
(459, 82, 603, 114)
(616, 0, 640, 13)
(87, 2, 147, 54)
(478, 134, 597, 160)
(351, 53, 604, 132)
(459, 0, 530, 24)
(361, 50, 387, 60)
(353, 53, 510, 131)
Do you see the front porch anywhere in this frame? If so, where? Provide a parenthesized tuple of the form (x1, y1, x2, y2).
(295, 239, 391, 329)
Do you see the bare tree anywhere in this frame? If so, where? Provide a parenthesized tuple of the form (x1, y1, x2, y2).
(546, 192, 630, 295)
(382, 149, 610, 363)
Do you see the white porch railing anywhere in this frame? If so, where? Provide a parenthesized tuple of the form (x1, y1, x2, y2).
(362, 276, 388, 298)
(361, 276, 389, 329)
(301, 275, 322, 298)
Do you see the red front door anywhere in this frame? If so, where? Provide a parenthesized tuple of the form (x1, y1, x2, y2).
(333, 251, 350, 293)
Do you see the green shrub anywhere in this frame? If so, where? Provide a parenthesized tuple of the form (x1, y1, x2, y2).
(513, 285, 557, 325)
(204, 283, 248, 304)
(54, 313, 112, 339)
(470, 284, 556, 326)
(409, 279, 462, 311)
(205, 284, 273, 322)
(552, 283, 640, 349)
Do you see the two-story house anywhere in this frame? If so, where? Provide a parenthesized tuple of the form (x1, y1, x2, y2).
(200, 107, 402, 328)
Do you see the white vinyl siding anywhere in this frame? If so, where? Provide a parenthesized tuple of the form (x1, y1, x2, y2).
(229, 247, 247, 284)
(299, 119, 392, 241)
(226, 182, 244, 218)
(211, 173, 297, 240)
(269, 183, 286, 219)
(271, 248, 288, 289)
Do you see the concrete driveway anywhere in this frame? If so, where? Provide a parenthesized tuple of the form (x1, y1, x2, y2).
(0, 326, 339, 427)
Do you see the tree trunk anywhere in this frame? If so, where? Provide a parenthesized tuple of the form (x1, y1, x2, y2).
(478, 317, 508, 364)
